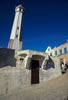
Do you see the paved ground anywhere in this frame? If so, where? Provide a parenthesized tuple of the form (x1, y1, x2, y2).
(0, 72, 68, 100)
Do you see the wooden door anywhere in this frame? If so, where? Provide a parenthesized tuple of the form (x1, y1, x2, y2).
(31, 60, 39, 84)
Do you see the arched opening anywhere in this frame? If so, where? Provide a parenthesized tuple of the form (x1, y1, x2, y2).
(16, 53, 27, 67)
(44, 57, 55, 70)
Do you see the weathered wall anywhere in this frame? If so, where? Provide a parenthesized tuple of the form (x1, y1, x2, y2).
(58, 53, 68, 64)
(0, 67, 31, 96)
(53, 42, 68, 56)
(0, 49, 31, 96)
(46, 42, 68, 56)
(40, 56, 61, 82)
(0, 49, 61, 96)
(0, 48, 16, 68)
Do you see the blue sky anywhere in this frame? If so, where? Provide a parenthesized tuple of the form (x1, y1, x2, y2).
(0, 0, 68, 52)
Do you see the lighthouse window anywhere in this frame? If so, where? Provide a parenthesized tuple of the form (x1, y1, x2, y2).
(16, 34, 18, 38)
(17, 27, 19, 30)
(20, 8, 21, 11)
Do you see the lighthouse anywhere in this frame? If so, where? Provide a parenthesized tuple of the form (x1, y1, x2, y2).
(8, 5, 24, 51)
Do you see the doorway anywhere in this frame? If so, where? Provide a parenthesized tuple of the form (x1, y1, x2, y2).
(31, 60, 39, 84)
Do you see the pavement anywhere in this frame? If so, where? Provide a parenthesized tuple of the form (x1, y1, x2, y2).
(0, 72, 68, 100)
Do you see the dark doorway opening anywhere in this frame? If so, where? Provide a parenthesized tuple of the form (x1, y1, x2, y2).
(31, 60, 39, 84)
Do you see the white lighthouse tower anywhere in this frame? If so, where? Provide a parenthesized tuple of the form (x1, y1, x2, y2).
(8, 5, 24, 51)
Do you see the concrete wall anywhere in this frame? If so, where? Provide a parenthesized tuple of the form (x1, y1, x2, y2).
(0, 48, 16, 68)
(0, 49, 61, 96)
(52, 42, 68, 56)
(46, 42, 68, 56)
(0, 48, 31, 95)
(0, 67, 31, 96)
(40, 56, 61, 82)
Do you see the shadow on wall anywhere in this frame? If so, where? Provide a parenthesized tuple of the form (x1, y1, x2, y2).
(26, 55, 55, 70)
(0, 48, 16, 68)
(27, 55, 45, 70)
(44, 57, 55, 70)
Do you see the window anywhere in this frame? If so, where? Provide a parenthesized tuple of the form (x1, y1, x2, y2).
(20, 58, 24, 61)
(60, 49, 62, 55)
(64, 48, 67, 53)
(17, 27, 19, 30)
(16, 34, 18, 38)
(55, 51, 57, 56)
(50, 53, 52, 56)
